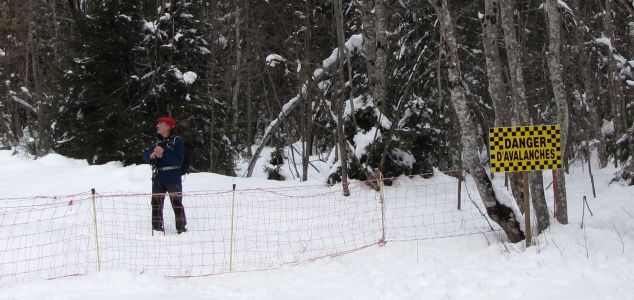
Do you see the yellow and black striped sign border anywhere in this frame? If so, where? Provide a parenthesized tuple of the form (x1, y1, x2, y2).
(489, 125, 562, 173)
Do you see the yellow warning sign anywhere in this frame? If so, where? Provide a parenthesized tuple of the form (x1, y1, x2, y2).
(489, 125, 562, 173)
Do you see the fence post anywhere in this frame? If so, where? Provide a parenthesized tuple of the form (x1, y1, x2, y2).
(583, 195, 594, 216)
(90, 188, 101, 272)
(457, 171, 462, 210)
(581, 195, 586, 229)
(378, 172, 387, 246)
(552, 170, 557, 218)
(522, 173, 531, 247)
(229, 183, 237, 272)
(587, 159, 597, 198)
(581, 195, 594, 229)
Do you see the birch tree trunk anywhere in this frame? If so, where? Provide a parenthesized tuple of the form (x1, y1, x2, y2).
(545, 0, 569, 224)
(375, 2, 391, 173)
(482, 0, 510, 128)
(481, 0, 525, 213)
(360, 0, 390, 173)
(373, 2, 388, 112)
(360, 1, 388, 109)
(429, 0, 524, 242)
(499, 0, 528, 213)
(500, 0, 549, 233)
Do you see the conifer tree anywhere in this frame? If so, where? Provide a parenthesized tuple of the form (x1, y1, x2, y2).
(56, 0, 145, 164)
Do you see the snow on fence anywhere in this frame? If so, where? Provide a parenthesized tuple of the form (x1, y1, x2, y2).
(0, 171, 498, 282)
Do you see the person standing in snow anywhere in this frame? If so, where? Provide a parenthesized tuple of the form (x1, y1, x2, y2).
(143, 117, 188, 234)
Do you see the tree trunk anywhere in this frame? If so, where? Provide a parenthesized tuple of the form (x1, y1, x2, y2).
(301, 0, 314, 182)
(244, 0, 253, 159)
(429, 0, 524, 242)
(209, 104, 216, 171)
(30, 7, 50, 157)
(482, 0, 511, 128)
(246, 67, 253, 158)
(372, 1, 388, 111)
(481, 0, 525, 213)
(335, 0, 350, 196)
(603, 0, 625, 141)
(545, 0, 569, 224)
(360, 0, 390, 173)
(49, 0, 60, 61)
(500, 0, 549, 232)
(572, 0, 608, 168)
(231, 1, 242, 150)
(529, 171, 549, 233)
(498, 0, 527, 212)
(375, 2, 391, 173)
(0, 109, 18, 147)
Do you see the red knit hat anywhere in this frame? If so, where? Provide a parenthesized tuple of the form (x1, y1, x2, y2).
(157, 117, 176, 128)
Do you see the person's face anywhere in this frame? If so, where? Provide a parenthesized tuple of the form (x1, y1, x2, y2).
(156, 122, 171, 137)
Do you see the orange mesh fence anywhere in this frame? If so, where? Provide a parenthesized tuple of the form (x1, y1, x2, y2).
(0, 193, 94, 281)
(0, 172, 499, 282)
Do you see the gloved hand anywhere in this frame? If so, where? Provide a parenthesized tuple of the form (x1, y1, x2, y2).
(150, 146, 164, 159)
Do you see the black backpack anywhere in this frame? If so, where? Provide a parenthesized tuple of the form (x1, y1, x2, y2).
(164, 135, 191, 175)
(180, 138, 192, 175)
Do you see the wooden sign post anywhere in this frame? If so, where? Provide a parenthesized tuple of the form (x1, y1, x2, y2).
(489, 125, 562, 247)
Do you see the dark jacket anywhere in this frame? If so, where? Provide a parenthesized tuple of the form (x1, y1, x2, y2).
(143, 134, 185, 185)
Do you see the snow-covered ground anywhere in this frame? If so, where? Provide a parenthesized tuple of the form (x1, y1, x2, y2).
(0, 150, 633, 299)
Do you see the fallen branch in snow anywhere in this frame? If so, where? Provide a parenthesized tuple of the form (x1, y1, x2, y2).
(580, 195, 593, 229)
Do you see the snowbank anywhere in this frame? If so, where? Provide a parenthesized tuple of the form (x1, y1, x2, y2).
(0, 151, 632, 299)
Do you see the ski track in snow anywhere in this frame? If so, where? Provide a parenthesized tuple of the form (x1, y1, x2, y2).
(0, 150, 633, 299)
